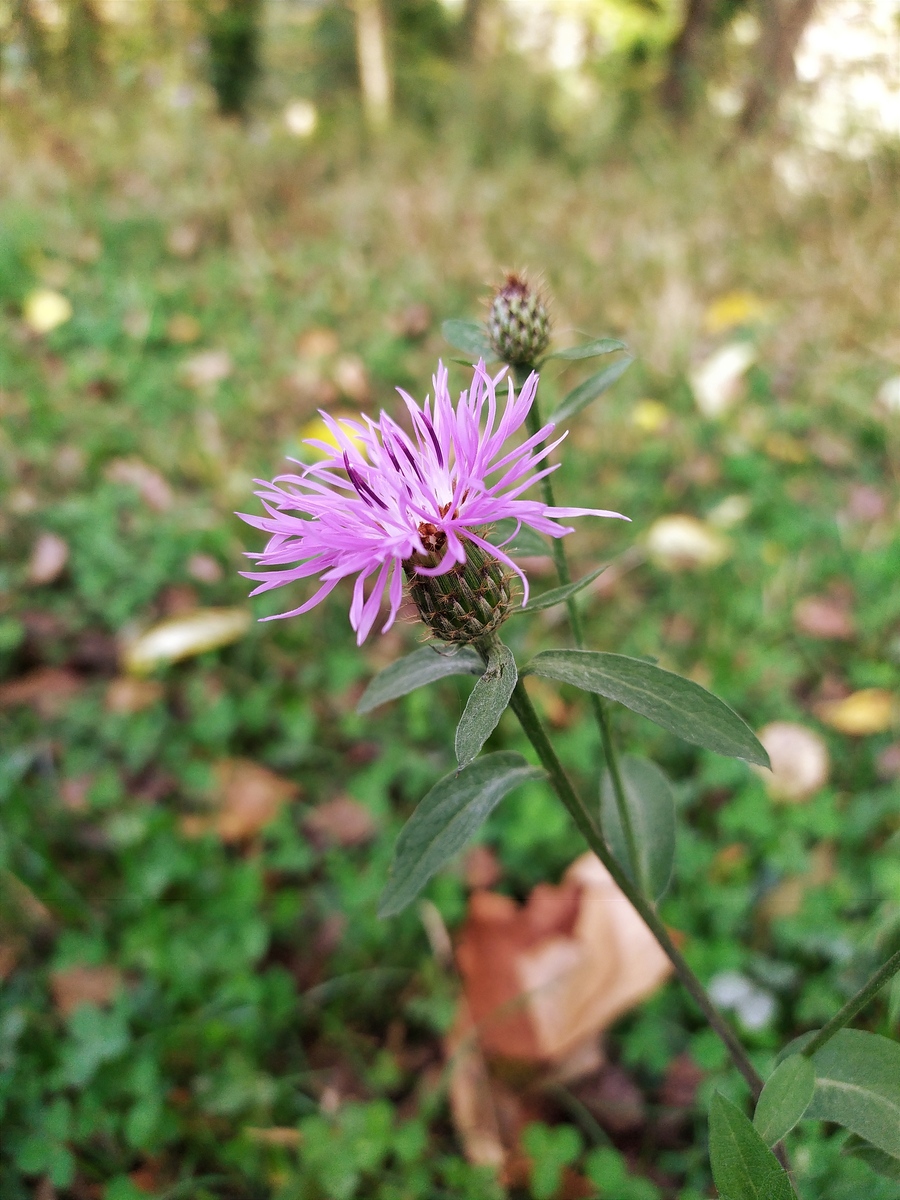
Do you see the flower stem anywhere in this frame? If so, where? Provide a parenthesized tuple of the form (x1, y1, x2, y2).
(506, 674, 766, 1100)
(801, 943, 900, 1059)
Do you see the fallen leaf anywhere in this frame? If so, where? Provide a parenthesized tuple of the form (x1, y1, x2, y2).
(22, 289, 72, 334)
(105, 458, 173, 512)
(187, 553, 223, 584)
(846, 484, 887, 522)
(180, 349, 232, 390)
(105, 677, 164, 715)
(816, 689, 896, 736)
(646, 515, 730, 571)
(182, 758, 299, 842)
(166, 222, 202, 258)
(454, 854, 672, 1065)
(50, 965, 122, 1017)
(158, 584, 199, 617)
(707, 494, 751, 529)
(122, 308, 151, 339)
(446, 1005, 519, 1174)
(793, 595, 854, 640)
(304, 795, 378, 847)
(0, 667, 84, 717)
(389, 303, 431, 339)
(571, 1062, 646, 1134)
(755, 722, 830, 802)
(332, 354, 371, 404)
(703, 291, 771, 334)
(165, 313, 201, 344)
(0, 942, 19, 981)
(297, 327, 339, 359)
(659, 1054, 704, 1108)
(690, 342, 755, 418)
(876, 743, 900, 781)
(876, 375, 900, 416)
(27, 532, 69, 585)
(464, 845, 503, 890)
(59, 775, 92, 812)
(122, 607, 251, 674)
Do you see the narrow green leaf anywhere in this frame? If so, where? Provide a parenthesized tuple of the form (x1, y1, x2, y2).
(357, 646, 483, 714)
(455, 642, 517, 767)
(515, 563, 608, 615)
(378, 752, 543, 917)
(526, 651, 770, 767)
(806, 1029, 900, 1158)
(550, 356, 634, 424)
(442, 319, 494, 360)
(753, 1056, 816, 1146)
(487, 519, 550, 558)
(709, 1094, 797, 1200)
(600, 755, 675, 901)
(543, 338, 627, 362)
(842, 1135, 900, 1180)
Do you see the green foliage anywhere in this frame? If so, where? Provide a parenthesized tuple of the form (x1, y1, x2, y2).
(518, 562, 610, 614)
(806, 1031, 900, 1159)
(454, 641, 516, 766)
(357, 646, 484, 713)
(550, 356, 636, 424)
(753, 1055, 815, 1146)
(708, 1094, 796, 1199)
(600, 754, 676, 899)
(522, 1121, 582, 1200)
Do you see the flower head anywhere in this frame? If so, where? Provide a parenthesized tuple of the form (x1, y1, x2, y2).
(488, 273, 551, 366)
(240, 362, 627, 644)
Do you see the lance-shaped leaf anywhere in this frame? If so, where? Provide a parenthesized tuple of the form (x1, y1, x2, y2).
(842, 1135, 900, 1180)
(525, 651, 769, 767)
(806, 1029, 900, 1159)
(550, 356, 634, 425)
(379, 752, 543, 917)
(456, 642, 517, 767)
(542, 337, 627, 362)
(442, 319, 495, 361)
(515, 563, 608, 615)
(357, 647, 483, 714)
(709, 1093, 797, 1200)
(488, 519, 550, 558)
(600, 755, 675, 901)
(753, 1055, 816, 1146)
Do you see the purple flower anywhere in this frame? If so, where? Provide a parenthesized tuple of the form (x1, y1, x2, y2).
(240, 361, 628, 644)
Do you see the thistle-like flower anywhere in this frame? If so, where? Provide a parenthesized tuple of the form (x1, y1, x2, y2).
(488, 273, 551, 366)
(240, 362, 627, 645)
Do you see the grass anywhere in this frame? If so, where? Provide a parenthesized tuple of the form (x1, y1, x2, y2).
(1, 67, 899, 1200)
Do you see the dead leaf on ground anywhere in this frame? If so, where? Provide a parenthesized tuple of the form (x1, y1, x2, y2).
(50, 965, 123, 1017)
(304, 795, 378, 847)
(181, 758, 299, 842)
(388, 303, 431, 339)
(105, 458, 173, 512)
(646, 515, 730, 571)
(105, 678, 164, 715)
(0, 667, 84, 717)
(659, 1054, 705, 1108)
(816, 689, 896, 736)
(571, 1062, 646, 1134)
(0, 942, 20, 981)
(846, 484, 887, 521)
(27, 532, 70, 585)
(876, 743, 900, 781)
(165, 313, 201, 344)
(122, 607, 251, 674)
(187, 553, 223, 584)
(793, 595, 855, 640)
(297, 327, 339, 359)
(59, 775, 93, 813)
(166, 222, 202, 258)
(464, 845, 503, 891)
(332, 354, 371, 404)
(244, 1127, 303, 1147)
(755, 722, 830, 802)
(180, 349, 232, 390)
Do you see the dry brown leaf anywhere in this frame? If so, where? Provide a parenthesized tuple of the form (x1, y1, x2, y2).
(388, 303, 431, 339)
(0, 942, 20, 981)
(446, 1005, 517, 1174)
(454, 854, 672, 1066)
(464, 845, 503, 891)
(244, 1127, 303, 1147)
(105, 678, 164, 715)
(876, 743, 900, 781)
(846, 484, 887, 521)
(27, 532, 69, 585)
(50, 965, 122, 1017)
(180, 349, 232, 390)
(304, 795, 378, 847)
(122, 607, 251, 674)
(105, 458, 173, 512)
(165, 313, 201, 344)
(187, 553, 223, 584)
(332, 354, 371, 404)
(816, 689, 896, 735)
(0, 667, 84, 717)
(33, 1178, 56, 1200)
(297, 327, 339, 359)
(793, 595, 854, 640)
(166, 223, 202, 258)
(755, 722, 830, 802)
(182, 759, 299, 843)
(59, 775, 92, 813)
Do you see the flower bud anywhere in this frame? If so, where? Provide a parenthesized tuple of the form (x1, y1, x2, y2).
(487, 274, 551, 367)
(405, 538, 512, 645)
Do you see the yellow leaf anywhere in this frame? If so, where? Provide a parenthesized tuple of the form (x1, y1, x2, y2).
(703, 291, 771, 334)
(816, 689, 896, 736)
(632, 399, 670, 433)
(22, 289, 72, 334)
(122, 607, 251, 674)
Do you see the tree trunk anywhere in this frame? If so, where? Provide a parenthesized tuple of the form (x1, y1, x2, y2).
(738, 0, 817, 134)
(461, 0, 498, 62)
(659, 0, 717, 117)
(354, 0, 392, 131)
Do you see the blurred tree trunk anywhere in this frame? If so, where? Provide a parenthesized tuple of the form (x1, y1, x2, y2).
(460, 0, 498, 61)
(202, 0, 262, 118)
(354, 0, 392, 130)
(659, 0, 717, 117)
(64, 0, 106, 96)
(738, 0, 817, 133)
(12, 0, 52, 83)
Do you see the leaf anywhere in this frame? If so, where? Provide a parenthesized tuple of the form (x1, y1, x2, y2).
(708, 1093, 797, 1200)
(842, 1135, 900, 1180)
(487, 519, 549, 557)
(378, 753, 543, 917)
(753, 1055, 816, 1145)
(122, 607, 251, 673)
(543, 338, 627, 362)
(455, 642, 517, 767)
(806, 1029, 900, 1158)
(357, 646, 484, 714)
(442, 319, 494, 361)
(526, 651, 770, 767)
(517, 563, 609, 614)
(600, 755, 675, 901)
(550, 356, 634, 424)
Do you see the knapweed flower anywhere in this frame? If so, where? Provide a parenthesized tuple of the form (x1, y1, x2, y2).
(240, 362, 627, 645)
(488, 273, 551, 366)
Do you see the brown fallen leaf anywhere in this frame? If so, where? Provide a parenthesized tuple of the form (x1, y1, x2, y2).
(50, 965, 122, 1017)
(0, 667, 84, 717)
(455, 854, 672, 1066)
(59, 775, 92, 813)
(464, 845, 503, 891)
(27, 532, 69, 585)
(332, 354, 371, 404)
(304, 795, 378, 847)
(182, 758, 299, 843)
(105, 458, 173, 512)
(187, 553, 223, 584)
(876, 743, 900, 781)
(571, 1062, 646, 1135)
(165, 313, 201, 344)
(244, 1127, 303, 1147)
(166, 222, 202, 258)
(105, 678, 164, 715)
(816, 689, 896, 736)
(0, 941, 20, 981)
(180, 349, 232, 390)
(122, 607, 251, 674)
(297, 327, 339, 359)
(755, 722, 830, 803)
(793, 595, 854, 640)
(388, 303, 432, 340)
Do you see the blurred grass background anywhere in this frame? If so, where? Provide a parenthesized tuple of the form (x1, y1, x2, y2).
(1, 1, 899, 1197)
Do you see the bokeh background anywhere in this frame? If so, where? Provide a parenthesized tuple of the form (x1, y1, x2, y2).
(1, 2, 899, 1197)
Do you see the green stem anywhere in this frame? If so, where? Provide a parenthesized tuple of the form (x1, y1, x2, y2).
(506, 675, 765, 1101)
(802, 943, 900, 1059)
(515, 364, 642, 888)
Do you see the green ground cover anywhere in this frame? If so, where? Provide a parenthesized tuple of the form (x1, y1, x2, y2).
(1, 83, 899, 1199)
